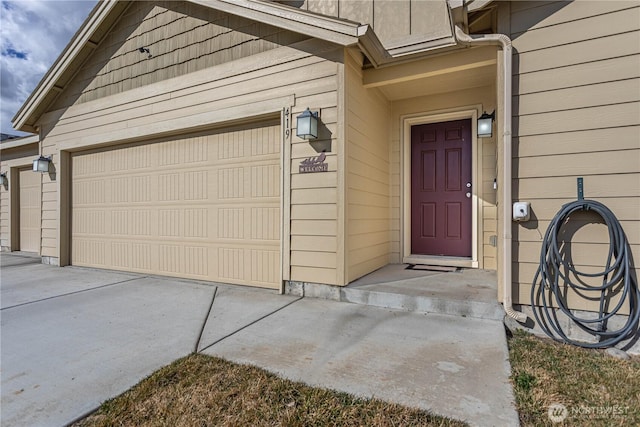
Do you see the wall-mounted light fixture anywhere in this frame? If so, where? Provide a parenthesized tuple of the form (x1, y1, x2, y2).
(296, 108, 318, 140)
(477, 110, 495, 138)
(33, 155, 52, 173)
(0, 172, 7, 186)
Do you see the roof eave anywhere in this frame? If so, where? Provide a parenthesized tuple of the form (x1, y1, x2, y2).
(12, 0, 367, 132)
(190, 0, 363, 43)
(0, 134, 39, 150)
(12, 0, 462, 131)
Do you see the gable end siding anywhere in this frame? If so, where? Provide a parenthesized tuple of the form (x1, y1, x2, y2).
(52, 0, 308, 110)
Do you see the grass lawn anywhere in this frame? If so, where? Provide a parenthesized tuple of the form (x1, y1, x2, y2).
(74, 354, 466, 427)
(74, 331, 639, 427)
(508, 330, 640, 426)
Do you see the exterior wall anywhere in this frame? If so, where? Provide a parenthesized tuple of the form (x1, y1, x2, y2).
(288, 48, 343, 285)
(344, 50, 392, 283)
(37, 34, 344, 285)
(0, 141, 40, 252)
(52, 0, 307, 110)
(504, 1, 640, 311)
(390, 85, 498, 269)
(277, 0, 452, 48)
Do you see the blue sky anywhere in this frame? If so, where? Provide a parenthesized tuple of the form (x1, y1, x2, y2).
(0, 0, 97, 136)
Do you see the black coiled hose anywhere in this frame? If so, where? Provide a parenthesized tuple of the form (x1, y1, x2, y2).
(531, 199, 640, 348)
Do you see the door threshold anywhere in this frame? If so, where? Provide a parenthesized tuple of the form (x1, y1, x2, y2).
(406, 264, 459, 272)
(403, 255, 476, 268)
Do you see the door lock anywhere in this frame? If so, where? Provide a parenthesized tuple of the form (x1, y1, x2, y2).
(466, 182, 472, 188)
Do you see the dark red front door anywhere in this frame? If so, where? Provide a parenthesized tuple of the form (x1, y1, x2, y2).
(411, 119, 472, 257)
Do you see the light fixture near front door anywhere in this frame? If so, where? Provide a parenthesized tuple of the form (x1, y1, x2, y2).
(477, 110, 495, 138)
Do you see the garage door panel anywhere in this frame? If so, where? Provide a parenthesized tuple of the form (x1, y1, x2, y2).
(72, 123, 281, 289)
(19, 168, 41, 253)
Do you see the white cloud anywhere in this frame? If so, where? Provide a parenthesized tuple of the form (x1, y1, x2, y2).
(0, 0, 97, 136)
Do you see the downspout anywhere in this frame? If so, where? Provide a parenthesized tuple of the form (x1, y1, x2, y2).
(454, 26, 527, 322)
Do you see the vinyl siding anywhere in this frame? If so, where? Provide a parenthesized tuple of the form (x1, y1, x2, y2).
(344, 51, 391, 283)
(507, 1, 640, 310)
(277, 0, 452, 49)
(37, 37, 343, 286)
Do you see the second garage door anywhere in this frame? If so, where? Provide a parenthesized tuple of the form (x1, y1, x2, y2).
(19, 167, 41, 253)
(71, 121, 281, 289)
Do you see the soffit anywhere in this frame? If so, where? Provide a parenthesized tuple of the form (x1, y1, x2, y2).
(363, 45, 496, 100)
(377, 64, 495, 101)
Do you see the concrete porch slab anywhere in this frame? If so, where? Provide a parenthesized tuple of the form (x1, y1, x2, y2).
(288, 264, 505, 320)
(348, 264, 498, 304)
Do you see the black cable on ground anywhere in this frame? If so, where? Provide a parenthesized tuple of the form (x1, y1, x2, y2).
(531, 199, 640, 348)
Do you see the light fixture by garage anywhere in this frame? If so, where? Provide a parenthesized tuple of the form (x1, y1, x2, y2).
(0, 172, 7, 187)
(32, 155, 52, 173)
(296, 108, 319, 140)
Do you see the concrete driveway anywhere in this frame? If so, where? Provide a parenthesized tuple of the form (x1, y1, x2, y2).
(0, 253, 296, 427)
(1, 253, 519, 427)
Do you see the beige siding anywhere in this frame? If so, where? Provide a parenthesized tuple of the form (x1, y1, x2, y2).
(52, 0, 307, 110)
(289, 119, 341, 285)
(38, 34, 342, 284)
(390, 86, 498, 269)
(0, 173, 6, 249)
(507, 1, 640, 308)
(277, 0, 452, 49)
(71, 123, 281, 288)
(345, 51, 392, 282)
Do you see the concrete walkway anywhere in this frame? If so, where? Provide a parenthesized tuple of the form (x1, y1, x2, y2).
(1, 253, 519, 427)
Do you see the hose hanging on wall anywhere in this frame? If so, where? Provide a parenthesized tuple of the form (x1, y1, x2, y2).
(531, 199, 640, 348)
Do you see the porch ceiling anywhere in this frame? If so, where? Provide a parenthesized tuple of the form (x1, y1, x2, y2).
(377, 64, 495, 100)
(362, 46, 496, 101)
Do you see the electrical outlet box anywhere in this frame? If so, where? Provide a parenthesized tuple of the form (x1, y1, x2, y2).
(513, 202, 531, 222)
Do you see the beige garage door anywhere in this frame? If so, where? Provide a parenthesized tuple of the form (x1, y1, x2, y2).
(71, 122, 281, 289)
(19, 168, 41, 253)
